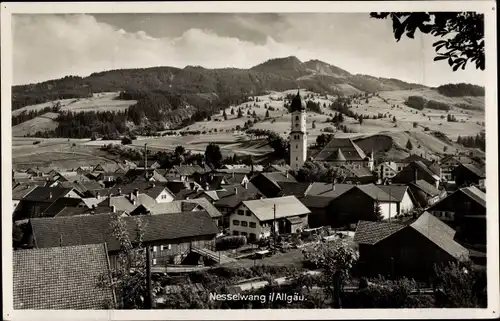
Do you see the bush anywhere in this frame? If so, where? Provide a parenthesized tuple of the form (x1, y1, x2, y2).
(405, 96, 426, 110)
(427, 100, 451, 111)
(215, 235, 247, 251)
(121, 137, 133, 145)
(324, 126, 335, 133)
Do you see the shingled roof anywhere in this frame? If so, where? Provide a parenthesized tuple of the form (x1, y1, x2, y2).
(243, 196, 311, 222)
(23, 186, 77, 202)
(13, 244, 115, 309)
(410, 180, 441, 197)
(315, 138, 367, 162)
(354, 212, 469, 261)
(31, 211, 219, 252)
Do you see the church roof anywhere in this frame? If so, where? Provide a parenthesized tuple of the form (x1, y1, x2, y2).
(290, 90, 306, 112)
(315, 138, 367, 162)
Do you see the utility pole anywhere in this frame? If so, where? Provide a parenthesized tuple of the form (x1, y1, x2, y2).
(388, 188, 392, 222)
(144, 143, 148, 179)
(273, 204, 277, 253)
(144, 244, 153, 309)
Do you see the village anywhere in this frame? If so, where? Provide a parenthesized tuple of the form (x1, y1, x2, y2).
(11, 91, 487, 309)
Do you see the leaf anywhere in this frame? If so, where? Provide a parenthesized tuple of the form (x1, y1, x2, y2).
(434, 56, 449, 61)
(452, 64, 460, 71)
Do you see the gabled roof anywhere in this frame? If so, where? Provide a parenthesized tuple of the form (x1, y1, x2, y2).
(13, 244, 116, 309)
(41, 197, 86, 217)
(459, 186, 486, 208)
(277, 181, 312, 197)
(410, 212, 469, 260)
(356, 184, 392, 202)
(214, 185, 261, 209)
(170, 165, 206, 176)
(31, 211, 219, 252)
(23, 187, 78, 203)
(183, 198, 223, 218)
(93, 163, 125, 173)
(354, 220, 406, 245)
(457, 163, 486, 178)
(343, 166, 374, 178)
(297, 195, 335, 209)
(265, 164, 292, 173)
(354, 212, 469, 261)
(306, 182, 354, 198)
(377, 185, 409, 202)
(315, 138, 367, 162)
(410, 180, 441, 197)
(108, 196, 137, 213)
(105, 182, 173, 199)
(12, 184, 38, 200)
(400, 154, 433, 166)
(242, 196, 311, 222)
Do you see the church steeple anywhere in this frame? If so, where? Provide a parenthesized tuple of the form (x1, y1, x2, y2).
(289, 89, 307, 170)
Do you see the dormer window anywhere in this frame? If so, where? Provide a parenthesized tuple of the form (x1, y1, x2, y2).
(295, 116, 299, 121)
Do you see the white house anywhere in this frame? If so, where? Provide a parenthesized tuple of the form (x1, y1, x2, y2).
(228, 196, 311, 242)
(376, 184, 416, 216)
(376, 162, 399, 180)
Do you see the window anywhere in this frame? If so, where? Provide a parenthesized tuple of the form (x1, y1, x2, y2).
(161, 194, 167, 199)
(246, 211, 251, 216)
(241, 221, 248, 227)
(249, 233, 257, 242)
(233, 231, 239, 235)
(295, 123, 299, 128)
(295, 116, 299, 121)
(152, 246, 157, 252)
(168, 244, 171, 250)
(249, 222, 256, 228)
(241, 232, 248, 236)
(296, 145, 298, 149)
(233, 220, 240, 226)
(296, 157, 298, 161)
(160, 245, 164, 251)
(238, 210, 244, 216)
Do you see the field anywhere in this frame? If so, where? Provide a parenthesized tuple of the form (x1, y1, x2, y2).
(11, 88, 485, 169)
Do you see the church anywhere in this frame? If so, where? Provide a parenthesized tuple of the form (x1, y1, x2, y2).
(288, 90, 374, 171)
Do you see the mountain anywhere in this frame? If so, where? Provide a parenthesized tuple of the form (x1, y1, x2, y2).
(11, 56, 483, 138)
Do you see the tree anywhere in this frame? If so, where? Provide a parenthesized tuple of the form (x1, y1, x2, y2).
(302, 240, 358, 308)
(312, 121, 316, 129)
(97, 213, 153, 309)
(370, 12, 484, 71)
(121, 137, 132, 145)
(252, 110, 257, 118)
(205, 143, 223, 169)
(358, 116, 364, 125)
(443, 146, 448, 153)
(237, 108, 243, 118)
(265, 110, 270, 118)
(373, 200, 384, 221)
(175, 145, 185, 157)
(230, 108, 235, 115)
(338, 113, 345, 123)
(316, 133, 333, 149)
(392, 116, 397, 123)
(406, 140, 413, 150)
(223, 109, 228, 120)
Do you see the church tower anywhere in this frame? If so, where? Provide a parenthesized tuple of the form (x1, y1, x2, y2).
(289, 90, 307, 169)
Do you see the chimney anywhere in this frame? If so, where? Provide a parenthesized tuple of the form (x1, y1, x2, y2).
(96, 192, 100, 200)
(285, 171, 289, 178)
(111, 205, 116, 212)
(332, 181, 336, 191)
(117, 188, 122, 196)
(244, 181, 248, 189)
(151, 182, 156, 188)
(234, 187, 238, 195)
(133, 188, 139, 197)
(232, 171, 235, 178)
(48, 192, 52, 199)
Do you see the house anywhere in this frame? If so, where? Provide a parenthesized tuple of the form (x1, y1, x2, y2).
(136, 159, 161, 169)
(123, 169, 168, 183)
(264, 164, 293, 174)
(392, 161, 441, 189)
(13, 244, 116, 309)
(131, 198, 223, 227)
(408, 180, 444, 208)
(427, 186, 486, 245)
(13, 187, 84, 223)
(29, 211, 220, 268)
(326, 184, 397, 227)
(340, 165, 377, 184)
(376, 161, 399, 181)
(165, 165, 207, 181)
(93, 163, 126, 173)
(377, 184, 416, 215)
(214, 183, 264, 227)
(75, 165, 94, 174)
(229, 196, 311, 242)
(97, 182, 175, 203)
(452, 163, 486, 188)
(440, 155, 481, 181)
(51, 180, 104, 197)
(395, 154, 438, 172)
(354, 212, 469, 279)
(315, 137, 374, 171)
(250, 172, 297, 198)
(12, 184, 38, 213)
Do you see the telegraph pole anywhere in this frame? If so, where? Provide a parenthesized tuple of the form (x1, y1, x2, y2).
(273, 204, 277, 252)
(144, 244, 153, 309)
(144, 143, 148, 179)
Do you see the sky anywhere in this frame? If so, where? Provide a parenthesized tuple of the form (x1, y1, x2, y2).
(12, 13, 485, 87)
